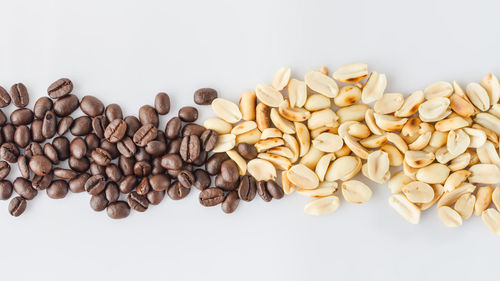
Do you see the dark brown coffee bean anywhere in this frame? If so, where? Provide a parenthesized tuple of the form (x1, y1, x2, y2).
(0, 110, 7, 126)
(160, 153, 182, 170)
(178, 106, 198, 122)
(136, 177, 151, 195)
(222, 191, 239, 214)
(105, 164, 122, 182)
(70, 116, 92, 136)
(40, 111, 56, 139)
(68, 156, 90, 172)
(134, 147, 151, 162)
(31, 120, 45, 142)
(14, 125, 31, 148)
(104, 119, 127, 143)
(100, 140, 119, 159)
(105, 182, 119, 202)
(221, 159, 239, 183)
(149, 174, 171, 191)
(236, 143, 258, 160)
(53, 94, 79, 116)
(69, 137, 87, 159)
(193, 169, 210, 191)
(133, 124, 157, 147)
(238, 175, 256, 202)
(215, 174, 239, 191)
(17, 156, 30, 179)
(193, 88, 217, 105)
(1, 143, 19, 163)
(154, 92, 170, 115)
(57, 116, 73, 136)
(182, 124, 205, 137)
(43, 142, 60, 164)
(85, 175, 106, 195)
(147, 190, 165, 205)
(192, 150, 207, 167)
(10, 83, 29, 108)
(180, 135, 200, 163)
(166, 139, 180, 155)
(167, 181, 190, 200)
(53, 136, 70, 160)
(13, 177, 37, 200)
(0, 161, 10, 180)
(53, 168, 78, 179)
(91, 115, 108, 138)
(165, 117, 182, 139)
(2, 124, 15, 142)
(178, 170, 195, 188)
(205, 153, 229, 175)
(105, 104, 123, 122)
(32, 173, 53, 191)
(47, 78, 73, 99)
(200, 129, 218, 152)
(8, 196, 26, 216)
(0, 86, 11, 107)
(28, 155, 52, 176)
(34, 97, 53, 119)
(266, 180, 284, 199)
(199, 187, 224, 207)
(124, 116, 141, 138)
(117, 137, 136, 158)
(68, 173, 90, 193)
(119, 156, 135, 176)
(106, 201, 130, 219)
(257, 180, 271, 202)
(133, 161, 151, 177)
(90, 193, 108, 212)
(91, 148, 111, 166)
(90, 162, 106, 176)
(151, 157, 165, 175)
(80, 95, 104, 117)
(0, 180, 13, 200)
(47, 180, 68, 199)
(10, 108, 34, 125)
(155, 130, 167, 143)
(119, 175, 137, 194)
(25, 142, 43, 159)
(145, 140, 166, 157)
(127, 191, 149, 212)
(138, 105, 158, 127)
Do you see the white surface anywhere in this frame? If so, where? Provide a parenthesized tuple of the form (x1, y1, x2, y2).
(1, 0, 499, 280)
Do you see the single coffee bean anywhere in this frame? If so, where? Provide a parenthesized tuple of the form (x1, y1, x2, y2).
(68, 173, 90, 193)
(178, 106, 198, 122)
(80, 95, 104, 117)
(215, 174, 239, 191)
(167, 181, 190, 200)
(165, 117, 182, 139)
(138, 105, 159, 127)
(33, 97, 53, 119)
(147, 190, 165, 205)
(91, 148, 112, 166)
(180, 135, 200, 163)
(104, 119, 127, 143)
(100, 140, 120, 159)
(1, 143, 20, 163)
(105, 104, 123, 122)
(145, 140, 166, 157)
(192, 150, 208, 166)
(31, 120, 45, 142)
(0, 85, 11, 107)
(105, 182, 120, 203)
(133, 161, 152, 177)
(178, 170, 195, 188)
(70, 137, 87, 159)
(47, 180, 69, 199)
(199, 187, 225, 207)
(53, 168, 78, 179)
(151, 157, 165, 175)
(32, 173, 53, 191)
(205, 153, 229, 175)
(257, 180, 272, 202)
(149, 174, 171, 191)
(69, 156, 90, 172)
(193, 169, 211, 190)
(84, 134, 99, 155)
(236, 143, 258, 160)
(106, 201, 130, 219)
(70, 116, 92, 136)
(0, 110, 7, 126)
(53, 94, 79, 116)
(47, 78, 73, 98)
(193, 88, 217, 105)
(167, 138, 182, 154)
(160, 153, 183, 170)
(92, 115, 108, 139)
(53, 136, 70, 161)
(266, 180, 284, 199)
(119, 156, 135, 176)
(2, 124, 15, 142)
(57, 116, 73, 136)
(105, 164, 122, 182)
(222, 191, 239, 214)
(90, 162, 106, 176)
(154, 92, 170, 115)
(238, 175, 256, 202)
(200, 129, 218, 152)
(136, 177, 151, 195)
(0, 180, 13, 200)
(116, 137, 136, 158)
(0, 161, 11, 180)
(90, 193, 108, 212)
(13, 177, 37, 200)
(29, 155, 53, 176)
(8, 196, 27, 216)
(14, 125, 31, 148)
(25, 142, 43, 159)
(133, 124, 157, 147)
(85, 175, 106, 195)
(41, 111, 57, 139)
(134, 147, 151, 162)
(181, 124, 205, 137)
(127, 191, 149, 212)
(124, 116, 141, 138)
(220, 159, 239, 183)
(10, 83, 29, 108)
(10, 108, 34, 125)
(119, 175, 137, 194)
(17, 156, 30, 179)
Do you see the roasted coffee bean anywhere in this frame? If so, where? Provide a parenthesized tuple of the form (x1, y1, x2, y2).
(147, 190, 165, 205)
(34, 97, 53, 119)
(57, 116, 73, 136)
(257, 180, 272, 202)
(178, 170, 195, 188)
(136, 177, 151, 195)
(206, 153, 229, 175)
(31, 120, 45, 142)
(167, 181, 190, 200)
(85, 175, 106, 195)
(155, 130, 167, 143)
(2, 124, 15, 143)
(47, 78, 73, 99)
(119, 175, 137, 194)
(42, 111, 57, 139)
(0, 110, 7, 126)
(124, 116, 141, 138)
(238, 175, 256, 202)
(119, 156, 135, 176)
(221, 159, 239, 183)
(68, 173, 90, 193)
(134, 147, 151, 162)
(0, 161, 10, 180)
(47, 180, 69, 199)
(91, 148, 112, 166)
(0, 86, 11, 107)
(13, 177, 37, 200)
(53, 168, 78, 179)
(9, 196, 27, 216)
(145, 140, 166, 157)
(117, 137, 136, 158)
(193, 169, 211, 191)
(181, 124, 205, 137)
(200, 129, 218, 152)
(167, 138, 182, 154)
(105, 104, 123, 122)
(138, 105, 159, 127)
(151, 157, 165, 175)
(105, 182, 120, 203)
(127, 191, 149, 212)
(165, 117, 182, 139)
(53, 136, 70, 160)
(90, 162, 106, 176)
(90, 193, 108, 212)
(215, 174, 239, 191)
(133, 124, 157, 147)
(105, 164, 122, 182)
(43, 143, 59, 164)
(17, 156, 30, 179)
(10, 108, 34, 125)
(14, 125, 31, 148)
(70, 116, 92, 136)
(134, 161, 152, 177)
(69, 156, 90, 172)
(1, 143, 20, 163)
(192, 150, 207, 166)
(32, 173, 53, 191)
(149, 174, 171, 191)
(104, 119, 127, 143)
(25, 142, 43, 159)
(180, 135, 200, 163)
(10, 83, 29, 108)
(222, 191, 239, 214)
(154, 92, 170, 115)
(178, 106, 198, 122)
(106, 201, 130, 219)
(266, 180, 284, 199)
(236, 143, 258, 160)
(70, 137, 87, 159)
(53, 94, 79, 116)
(199, 187, 224, 207)
(92, 115, 108, 138)
(160, 153, 183, 170)
(0, 180, 13, 200)
(100, 140, 119, 159)
(194, 88, 217, 105)
(80, 95, 104, 117)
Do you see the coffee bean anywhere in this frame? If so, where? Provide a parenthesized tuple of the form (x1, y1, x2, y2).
(138, 105, 159, 127)
(14, 125, 31, 148)
(92, 115, 108, 139)
(199, 187, 224, 207)
(25, 142, 43, 159)
(47, 180, 69, 199)
(167, 181, 190, 200)
(17, 155, 30, 179)
(145, 140, 166, 157)
(119, 156, 135, 176)
(206, 153, 229, 175)
(70, 116, 92, 136)
(13, 177, 37, 200)
(178, 106, 198, 122)
(215, 174, 239, 191)
(134, 147, 151, 162)
(32, 173, 53, 191)
(180, 135, 200, 163)
(31, 120, 45, 142)
(0, 85, 11, 107)
(33, 97, 53, 119)
(91, 148, 112, 166)
(133, 124, 157, 147)
(155, 130, 167, 143)
(42, 110, 57, 139)
(8, 196, 27, 216)
(85, 175, 106, 195)
(105, 104, 123, 122)
(181, 124, 205, 137)
(84, 134, 99, 155)
(147, 190, 165, 205)
(1, 143, 20, 163)
(10, 83, 29, 108)
(238, 175, 257, 202)
(160, 153, 183, 170)
(100, 140, 119, 159)
(69, 137, 87, 159)
(57, 116, 73, 136)
(124, 116, 141, 138)
(106, 201, 130, 219)
(2, 124, 15, 142)
(90, 162, 105, 177)
(105, 164, 122, 182)
(10, 108, 34, 125)
(28, 155, 53, 176)
(222, 191, 239, 214)
(43, 142, 59, 164)
(127, 191, 149, 212)
(47, 78, 73, 99)
(149, 174, 171, 191)
(167, 138, 182, 154)
(193, 169, 211, 190)
(136, 177, 151, 195)
(165, 117, 182, 139)
(119, 175, 137, 194)
(133, 161, 152, 177)
(256, 180, 271, 202)
(69, 156, 90, 172)
(53, 94, 79, 116)
(151, 157, 165, 175)
(115, 137, 135, 158)
(0, 110, 6, 126)
(68, 173, 90, 193)
(178, 170, 195, 188)
(105, 182, 120, 202)
(200, 129, 218, 152)
(0, 161, 10, 180)
(266, 180, 284, 199)
(221, 159, 239, 183)
(53, 168, 78, 179)
(0, 180, 13, 200)
(192, 150, 207, 166)
(104, 119, 127, 143)
(236, 143, 258, 160)
(194, 88, 217, 105)
(53, 137, 70, 161)
(90, 193, 108, 212)
(154, 92, 170, 115)
(80, 95, 104, 117)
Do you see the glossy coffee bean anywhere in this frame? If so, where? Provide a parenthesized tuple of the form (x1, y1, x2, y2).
(236, 143, 258, 160)
(147, 190, 165, 205)
(136, 177, 151, 195)
(221, 159, 239, 183)
(10, 108, 34, 125)
(42, 110, 57, 139)
(167, 138, 182, 154)
(178, 170, 195, 188)
(199, 187, 224, 207)
(32, 173, 53, 191)
(193, 88, 217, 105)
(266, 180, 284, 199)
(124, 116, 141, 138)
(104, 119, 127, 143)
(149, 174, 171, 191)
(84, 134, 99, 155)
(119, 156, 135, 176)
(1, 143, 20, 163)
(127, 191, 149, 212)
(180, 135, 200, 163)
(100, 140, 119, 159)
(106, 201, 130, 219)
(165, 117, 182, 139)
(181, 124, 205, 137)
(90, 162, 105, 176)
(0, 86, 11, 107)
(47, 78, 73, 98)
(85, 175, 106, 195)
(0, 161, 10, 180)
(178, 106, 198, 122)
(31, 120, 45, 142)
(91, 148, 111, 166)
(2, 124, 15, 142)
(257, 180, 272, 202)
(70, 116, 92, 136)
(43, 144, 59, 165)
(154, 92, 170, 115)
(0, 180, 13, 200)
(222, 191, 239, 214)
(160, 153, 183, 170)
(92, 115, 108, 138)
(80, 95, 104, 117)
(105, 182, 120, 203)
(0, 110, 6, 126)
(17, 156, 30, 179)
(90, 193, 108, 212)
(53, 94, 79, 116)
(133, 124, 157, 147)
(192, 150, 207, 166)
(53, 137, 70, 160)
(138, 105, 159, 127)
(155, 130, 167, 143)
(105, 104, 123, 122)
(10, 83, 29, 108)
(133, 161, 151, 177)
(47, 180, 69, 199)
(200, 129, 218, 152)
(193, 169, 211, 191)
(215, 174, 239, 191)
(238, 175, 256, 202)
(57, 116, 73, 136)
(134, 147, 151, 162)
(29, 155, 53, 176)
(69, 156, 90, 172)
(70, 137, 87, 159)
(13, 177, 37, 200)
(167, 181, 190, 200)
(151, 157, 165, 175)
(68, 173, 90, 193)
(105, 164, 122, 182)
(53, 168, 77, 179)
(34, 97, 53, 119)
(117, 137, 136, 158)
(145, 140, 166, 157)
(9, 196, 27, 216)
(205, 153, 229, 175)
(14, 125, 31, 148)
(119, 175, 137, 194)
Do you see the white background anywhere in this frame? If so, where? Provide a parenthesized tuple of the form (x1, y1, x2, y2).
(1, 0, 499, 280)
